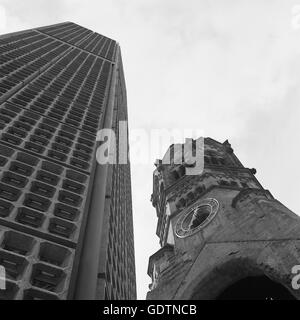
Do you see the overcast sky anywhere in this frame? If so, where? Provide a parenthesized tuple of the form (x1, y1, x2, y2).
(0, 0, 300, 299)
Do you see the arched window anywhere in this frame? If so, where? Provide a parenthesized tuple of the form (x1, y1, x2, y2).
(172, 170, 180, 180)
(204, 156, 210, 164)
(219, 158, 226, 165)
(178, 165, 186, 177)
(210, 157, 219, 165)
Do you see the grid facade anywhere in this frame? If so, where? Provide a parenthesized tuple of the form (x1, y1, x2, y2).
(0, 22, 136, 300)
(99, 61, 136, 300)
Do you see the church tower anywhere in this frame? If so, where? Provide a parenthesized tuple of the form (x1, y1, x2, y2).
(147, 138, 300, 300)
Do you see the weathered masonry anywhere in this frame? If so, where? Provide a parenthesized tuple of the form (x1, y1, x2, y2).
(147, 138, 300, 300)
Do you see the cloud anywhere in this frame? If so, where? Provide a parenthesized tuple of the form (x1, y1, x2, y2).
(0, 0, 66, 27)
(0, 5, 7, 32)
(0, 0, 299, 299)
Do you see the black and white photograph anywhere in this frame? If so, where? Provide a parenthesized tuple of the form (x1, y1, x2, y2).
(0, 0, 299, 312)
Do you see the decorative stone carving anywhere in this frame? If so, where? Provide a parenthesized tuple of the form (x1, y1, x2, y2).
(175, 198, 219, 238)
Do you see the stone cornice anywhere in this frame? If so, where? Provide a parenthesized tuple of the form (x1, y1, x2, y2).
(147, 244, 174, 276)
(231, 188, 274, 208)
(168, 184, 243, 218)
(164, 166, 256, 195)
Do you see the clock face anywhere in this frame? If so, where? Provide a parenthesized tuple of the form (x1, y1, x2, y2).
(175, 198, 219, 238)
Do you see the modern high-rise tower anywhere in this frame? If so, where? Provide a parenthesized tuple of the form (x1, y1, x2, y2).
(0, 22, 136, 300)
(147, 138, 300, 300)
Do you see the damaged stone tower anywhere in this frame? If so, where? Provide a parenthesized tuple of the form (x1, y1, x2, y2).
(147, 138, 300, 300)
